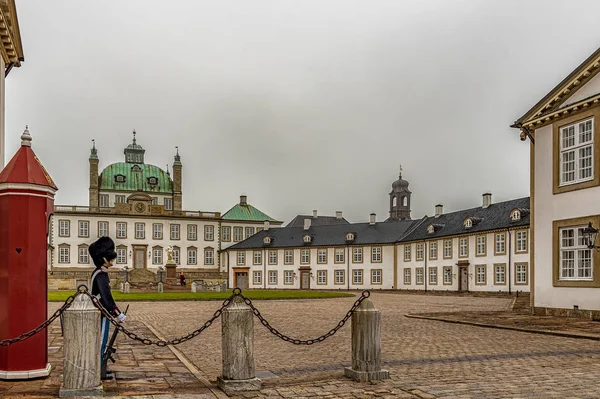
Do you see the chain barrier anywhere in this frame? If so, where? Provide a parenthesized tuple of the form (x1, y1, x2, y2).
(0, 292, 77, 347)
(0, 284, 369, 349)
(238, 288, 370, 345)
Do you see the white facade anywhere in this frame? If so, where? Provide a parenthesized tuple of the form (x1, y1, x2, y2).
(398, 229, 530, 292)
(227, 245, 395, 290)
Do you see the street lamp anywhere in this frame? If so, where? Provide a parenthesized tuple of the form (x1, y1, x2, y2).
(582, 222, 600, 249)
(157, 266, 165, 284)
(123, 266, 130, 283)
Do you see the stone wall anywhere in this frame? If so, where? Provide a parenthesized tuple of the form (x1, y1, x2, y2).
(533, 306, 600, 321)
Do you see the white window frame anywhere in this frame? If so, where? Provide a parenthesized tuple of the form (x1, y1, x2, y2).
(372, 247, 382, 262)
(233, 227, 243, 242)
(335, 248, 345, 263)
(59, 246, 70, 263)
(335, 270, 345, 284)
(317, 249, 327, 264)
(404, 269, 411, 284)
(559, 117, 594, 186)
(516, 231, 527, 252)
(135, 223, 145, 239)
(516, 263, 528, 284)
(284, 270, 294, 285)
(443, 239, 452, 258)
(353, 248, 363, 263)
(253, 250, 262, 265)
(222, 226, 231, 242)
(416, 243, 423, 260)
(269, 250, 277, 265)
(371, 269, 382, 284)
(173, 247, 180, 265)
(459, 237, 468, 257)
(495, 264, 506, 284)
(99, 194, 109, 208)
(301, 249, 310, 264)
(284, 250, 293, 264)
(171, 224, 180, 240)
(476, 265, 486, 285)
(253, 271, 262, 285)
(59, 220, 70, 237)
(317, 270, 327, 285)
(404, 245, 411, 261)
(429, 267, 437, 284)
(559, 226, 593, 280)
(78, 247, 89, 264)
(153, 223, 163, 240)
(352, 269, 363, 284)
(188, 224, 198, 240)
(495, 233, 505, 254)
(245, 227, 255, 239)
(153, 248, 162, 265)
(416, 268, 424, 284)
(116, 222, 127, 239)
(237, 251, 245, 266)
(204, 225, 213, 241)
(187, 248, 197, 265)
(116, 248, 127, 264)
(204, 248, 214, 265)
(443, 267, 452, 284)
(164, 198, 173, 210)
(476, 236, 486, 255)
(115, 195, 126, 204)
(429, 242, 437, 259)
(98, 221, 108, 238)
(78, 221, 89, 237)
(268, 270, 277, 285)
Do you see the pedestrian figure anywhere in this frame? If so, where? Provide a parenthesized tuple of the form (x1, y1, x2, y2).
(88, 237, 127, 379)
(180, 271, 186, 287)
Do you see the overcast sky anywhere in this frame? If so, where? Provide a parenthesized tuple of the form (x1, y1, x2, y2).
(4, 1, 600, 223)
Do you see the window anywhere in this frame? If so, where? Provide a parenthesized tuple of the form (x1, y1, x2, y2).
(335, 270, 345, 284)
(135, 223, 145, 239)
(233, 227, 243, 242)
(459, 237, 468, 257)
(187, 247, 197, 265)
(416, 268, 424, 284)
(515, 263, 528, 285)
(222, 226, 231, 242)
(59, 246, 70, 263)
(443, 239, 452, 258)
(171, 224, 180, 240)
(511, 210, 521, 221)
(346, 233, 355, 241)
(416, 243, 424, 260)
(427, 225, 435, 234)
(443, 266, 452, 285)
(78, 221, 89, 237)
(148, 177, 158, 185)
(268, 271, 277, 285)
(188, 224, 198, 241)
(476, 265, 486, 285)
(284, 250, 293, 264)
(115, 195, 126, 204)
(303, 234, 312, 243)
(269, 250, 277, 265)
(476, 236, 486, 256)
(204, 225, 213, 241)
(464, 218, 472, 228)
(559, 117, 593, 186)
(404, 268, 411, 285)
(429, 267, 438, 285)
(153, 247, 163, 265)
(404, 245, 411, 261)
(153, 223, 163, 240)
(116, 247, 127, 264)
(253, 271, 262, 285)
(98, 221, 108, 238)
(59, 220, 70, 237)
(173, 246, 180, 265)
(495, 233, 505, 255)
(353, 247, 363, 263)
(245, 227, 255, 239)
(317, 270, 327, 285)
(204, 248, 214, 265)
(318, 249, 327, 264)
(284, 271, 294, 285)
(429, 242, 437, 260)
(114, 174, 126, 183)
(164, 198, 173, 210)
(372, 247, 382, 263)
(78, 246, 89, 264)
(116, 222, 127, 239)
(151, 197, 158, 205)
(494, 264, 506, 284)
(560, 226, 592, 280)
(352, 269, 363, 284)
(371, 269, 382, 284)
(99, 194, 109, 208)
(253, 250, 262, 265)
(516, 231, 528, 253)
(237, 251, 245, 266)
(301, 249, 310, 264)
(335, 248, 345, 263)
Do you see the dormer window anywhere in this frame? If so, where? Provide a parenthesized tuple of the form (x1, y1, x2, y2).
(511, 210, 521, 221)
(303, 234, 312, 243)
(345, 233, 355, 241)
(131, 165, 142, 173)
(114, 174, 126, 183)
(427, 225, 434, 234)
(147, 177, 158, 185)
(263, 236, 272, 245)
(464, 218, 472, 229)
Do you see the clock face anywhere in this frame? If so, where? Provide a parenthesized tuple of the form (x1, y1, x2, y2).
(135, 203, 146, 213)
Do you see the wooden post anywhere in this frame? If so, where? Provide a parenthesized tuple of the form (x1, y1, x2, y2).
(217, 295, 260, 392)
(344, 297, 389, 382)
(59, 293, 102, 397)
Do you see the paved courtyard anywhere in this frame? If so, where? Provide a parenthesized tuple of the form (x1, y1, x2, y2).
(38, 293, 600, 398)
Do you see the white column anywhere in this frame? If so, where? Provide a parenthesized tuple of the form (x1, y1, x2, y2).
(0, 57, 5, 170)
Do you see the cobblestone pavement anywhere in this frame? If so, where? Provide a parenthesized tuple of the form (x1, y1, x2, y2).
(42, 292, 600, 398)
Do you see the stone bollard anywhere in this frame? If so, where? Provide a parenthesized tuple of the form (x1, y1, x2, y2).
(217, 295, 261, 392)
(157, 282, 163, 293)
(119, 283, 124, 292)
(191, 281, 197, 293)
(124, 281, 130, 293)
(59, 293, 102, 397)
(344, 297, 389, 382)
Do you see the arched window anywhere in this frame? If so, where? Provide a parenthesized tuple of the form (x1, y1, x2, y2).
(402, 197, 407, 207)
(392, 197, 397, 207)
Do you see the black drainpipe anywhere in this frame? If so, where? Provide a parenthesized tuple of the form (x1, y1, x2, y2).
(263, 247, 267, 289)
(507, 229, 512, 295)
(424, 240, 428, 293)
(347, 245, 350, 290)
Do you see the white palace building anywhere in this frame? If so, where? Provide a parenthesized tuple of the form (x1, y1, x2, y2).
(48, 133, 283, 289)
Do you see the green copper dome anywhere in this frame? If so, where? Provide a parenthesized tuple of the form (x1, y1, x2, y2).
(100, 162, 173, 194)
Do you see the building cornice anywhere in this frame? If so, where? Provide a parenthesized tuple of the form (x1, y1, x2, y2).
(522, 95, 600, 130)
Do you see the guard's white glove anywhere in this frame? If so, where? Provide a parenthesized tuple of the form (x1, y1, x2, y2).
(117, 313, 127, 322)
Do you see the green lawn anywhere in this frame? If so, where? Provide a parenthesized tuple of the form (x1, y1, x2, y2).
(48, 289, 355, 302)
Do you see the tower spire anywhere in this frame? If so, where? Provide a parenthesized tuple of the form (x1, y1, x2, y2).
(90, 139, 98, 159)
(174, 146, 181, 164)
(132, 129, 137, 145)
(20, 125, 32, 147)
(398, 164, 402, 178)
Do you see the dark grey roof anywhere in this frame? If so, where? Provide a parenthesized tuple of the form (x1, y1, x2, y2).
(286, 215, 350, 227)
(401, 197, 530, 242)
(227, 219, 418, 250)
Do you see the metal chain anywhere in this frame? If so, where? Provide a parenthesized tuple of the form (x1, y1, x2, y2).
(239, 288, 370, 345)
(0, 292, 77, 347)
(84, 290, 236, 346)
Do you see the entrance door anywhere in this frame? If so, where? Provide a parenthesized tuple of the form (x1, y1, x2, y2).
(459, 267, 468, 291)
(236, 272, 248, 289)
(300, 272, 310, 289)
(134, 248, 146, 269)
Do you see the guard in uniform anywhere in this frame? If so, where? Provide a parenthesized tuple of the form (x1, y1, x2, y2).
(88, 237, 127, 378)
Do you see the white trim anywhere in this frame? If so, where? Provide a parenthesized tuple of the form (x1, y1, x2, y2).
(0, 363, 51, 380)
(0, 182, 57, 194)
